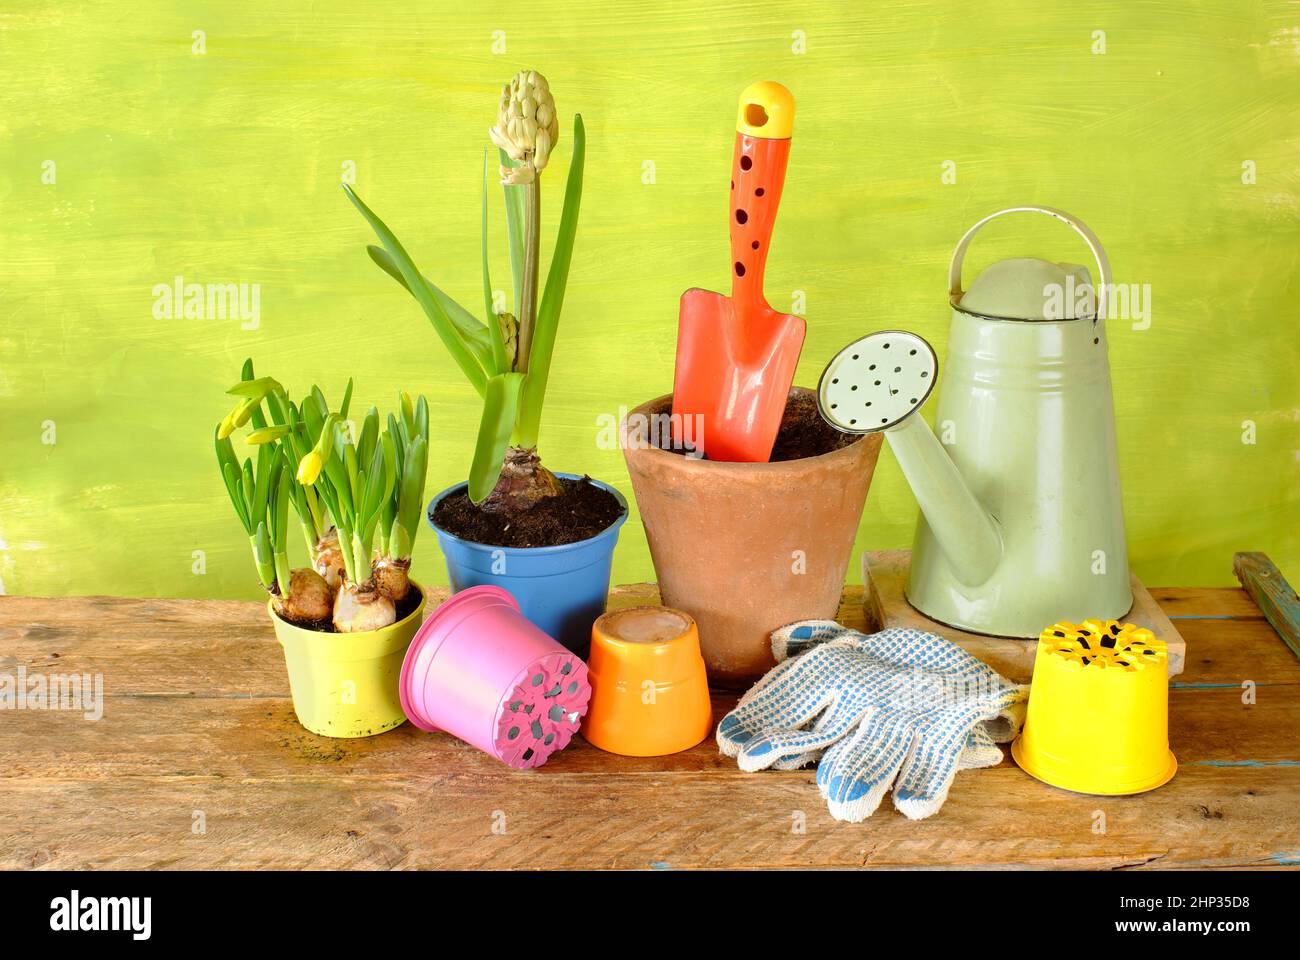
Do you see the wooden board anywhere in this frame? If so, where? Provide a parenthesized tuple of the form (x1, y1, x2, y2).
(863, 550, 1186, 681)
(1234, 552, 1300, 662)
(1, 589, 1297, 870)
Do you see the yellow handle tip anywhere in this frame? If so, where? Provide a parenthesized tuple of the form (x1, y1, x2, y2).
(736, 80, 794, 139)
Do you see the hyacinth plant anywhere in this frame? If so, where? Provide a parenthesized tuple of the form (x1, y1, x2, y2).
(215, 359, 429, 633)
(343, 68, 583, 513)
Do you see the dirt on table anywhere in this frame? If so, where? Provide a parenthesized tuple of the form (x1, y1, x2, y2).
(656, 389, 860, 461)
(432, 476, 624, 549)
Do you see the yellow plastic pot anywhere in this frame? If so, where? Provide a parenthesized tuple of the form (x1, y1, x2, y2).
(269, 584, 426, 739)
(1011, 619, 1177, 795)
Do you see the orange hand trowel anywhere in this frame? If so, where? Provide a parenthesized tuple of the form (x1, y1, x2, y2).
(672, 81, 806, 462)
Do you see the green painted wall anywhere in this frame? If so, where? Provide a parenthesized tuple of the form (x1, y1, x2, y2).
(2, 1, 1297, 600)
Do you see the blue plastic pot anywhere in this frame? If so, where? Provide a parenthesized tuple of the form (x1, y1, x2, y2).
(427, 474, 628, 657)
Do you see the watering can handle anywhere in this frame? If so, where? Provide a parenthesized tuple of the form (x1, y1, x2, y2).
(947, 206, 1112, 322)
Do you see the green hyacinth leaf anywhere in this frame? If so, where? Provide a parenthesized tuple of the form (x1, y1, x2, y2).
(468, 373, 524, 504)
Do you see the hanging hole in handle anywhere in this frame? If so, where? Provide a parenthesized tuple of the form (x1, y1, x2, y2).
(745, 103, 769, 127)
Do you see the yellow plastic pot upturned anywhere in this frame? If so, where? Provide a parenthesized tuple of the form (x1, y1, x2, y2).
(1011, 619, 1177, 796)
(269, 584, 426, 739)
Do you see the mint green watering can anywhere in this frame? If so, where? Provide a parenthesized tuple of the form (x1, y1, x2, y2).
(818, 206, 1132, 637)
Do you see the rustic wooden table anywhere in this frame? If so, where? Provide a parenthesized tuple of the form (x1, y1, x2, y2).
(2, 585, 1297, 870)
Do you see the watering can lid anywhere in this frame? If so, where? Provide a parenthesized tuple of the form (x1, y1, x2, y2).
(958, 258, 1095, 322)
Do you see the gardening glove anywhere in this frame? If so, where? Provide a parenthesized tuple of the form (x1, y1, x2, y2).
(717, 621, 1028, 822)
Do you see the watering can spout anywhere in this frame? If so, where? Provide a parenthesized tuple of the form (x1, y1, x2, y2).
(884, 415, 1002, 587)
(816, 329, 1002, 588)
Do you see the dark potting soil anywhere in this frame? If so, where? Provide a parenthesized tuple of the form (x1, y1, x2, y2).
(655, 390, 859, 461)
(432, 476, 624, 549)
(393, 585, 423, 623)
(293, 614, 334, 633)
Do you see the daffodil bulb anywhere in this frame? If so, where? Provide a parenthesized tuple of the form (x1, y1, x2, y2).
(272, 568, 333, 625)
(333, 579, 396, 633)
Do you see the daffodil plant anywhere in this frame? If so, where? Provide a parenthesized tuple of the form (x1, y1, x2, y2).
(293, 393, 430, 632)
(214, 360, 429, 633)
(214, 360, 333, 624)
(375, 395, 430, 600)
(344, 68, 584, 513)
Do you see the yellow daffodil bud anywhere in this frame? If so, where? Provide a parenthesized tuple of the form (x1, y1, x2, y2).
(231, 397, 259, 429)
(316, 414, 339, 461)
(246, 425, 291, 445)
(217, 413, 237, 440)
(297, 450, 323, 485)
(226, 376, 284, 400)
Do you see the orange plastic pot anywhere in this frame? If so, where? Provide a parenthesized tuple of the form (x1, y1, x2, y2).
(622, 388, 882, 686)
(581, 605, 713, 756)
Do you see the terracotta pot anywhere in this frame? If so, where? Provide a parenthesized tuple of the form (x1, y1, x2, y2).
(621, 388, 883, 686)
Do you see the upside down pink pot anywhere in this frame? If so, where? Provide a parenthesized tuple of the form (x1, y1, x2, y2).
(399, 585, 591, 769)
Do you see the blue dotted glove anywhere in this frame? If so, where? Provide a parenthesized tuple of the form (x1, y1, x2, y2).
(718, 621, 1028, 821)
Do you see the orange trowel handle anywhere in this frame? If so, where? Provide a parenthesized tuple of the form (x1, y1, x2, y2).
(729, 135, 791, 311)
(729, 81, 795, 312)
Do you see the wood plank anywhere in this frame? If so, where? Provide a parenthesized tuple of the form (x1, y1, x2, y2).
(0, 592, 457, 698)
(0, 585, 865, 698)
(863, 551, 1187, 680)
(1234, 552, 1300, 661)
(1148, 586, 1264, 620)
(1173, 618, 1300, 688)
(1, 589, 1297, 871)
(2, 593, 1294, 701)
(0, 683, 1294, 782)
(0, 765, 1293, 871)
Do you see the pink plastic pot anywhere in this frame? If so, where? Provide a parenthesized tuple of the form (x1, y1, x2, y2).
(399, 585, 591, 769)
